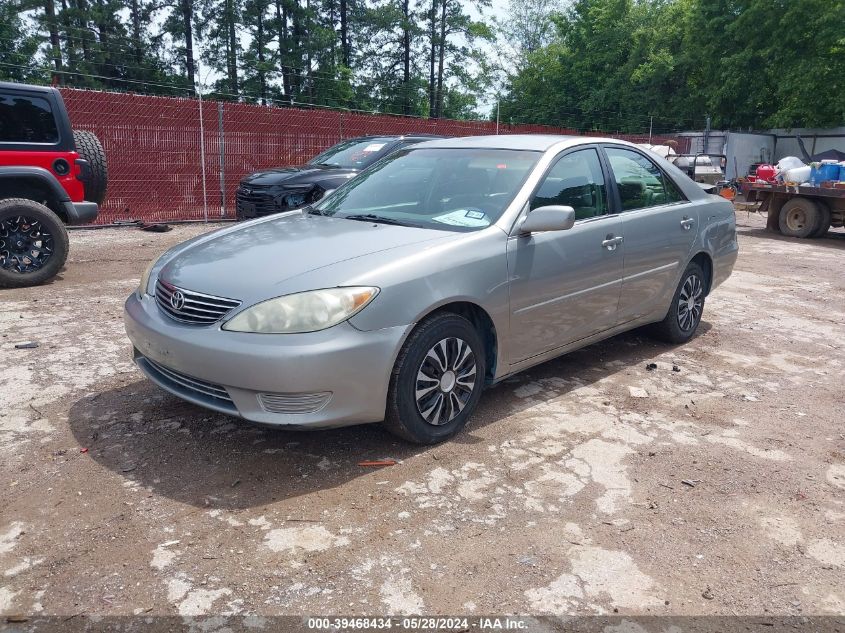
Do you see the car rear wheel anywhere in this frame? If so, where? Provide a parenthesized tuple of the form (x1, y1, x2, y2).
(649, 261, 706, 344)
(383, 313, 485, 444)
(0, 198, 69, 288)
(73, 130, 108, 205)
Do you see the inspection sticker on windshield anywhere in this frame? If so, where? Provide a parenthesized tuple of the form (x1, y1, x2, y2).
(432, 210, 490, 227)
(363, 143, 386, 152)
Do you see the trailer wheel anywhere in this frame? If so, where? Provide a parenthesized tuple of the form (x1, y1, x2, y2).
(811, 200, 831, 238)
(779, 198, 820, 238)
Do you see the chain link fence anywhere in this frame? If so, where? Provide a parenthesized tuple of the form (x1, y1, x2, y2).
(60, 88, 691, 224)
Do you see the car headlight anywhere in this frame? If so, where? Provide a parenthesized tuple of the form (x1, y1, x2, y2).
(276, 189, 308, 210)
(222, 287, 379, 334)
(138, 258, 157, 296)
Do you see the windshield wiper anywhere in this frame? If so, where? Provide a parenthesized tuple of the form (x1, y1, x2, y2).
(343, 214, 421, 228)
(313, 162, 341, 168)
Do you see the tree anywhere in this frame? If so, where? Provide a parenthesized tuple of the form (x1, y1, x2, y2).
(162, 0, 200, 92)
(426, 0, 492, 118)
(201, 0, 242, 95)
(0, 1, 41, 82)
(496, 0, 560, 67)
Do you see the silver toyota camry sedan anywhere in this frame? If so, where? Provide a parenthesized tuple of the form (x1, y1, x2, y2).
(124, 135, 737, 443)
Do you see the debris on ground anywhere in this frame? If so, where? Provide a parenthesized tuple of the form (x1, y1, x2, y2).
(139, 222, 172, 233)
(14, 342, 39, 349)
(358, 459, 398, 467)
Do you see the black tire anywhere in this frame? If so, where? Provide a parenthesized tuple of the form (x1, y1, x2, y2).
(649, 261, 707, 345)
(383, 313, 486, 444)
(811, 200, 832, 238)
(73, 129, 108, 205)
(0, 198, 69, 288)
(779, 197, 819, 238)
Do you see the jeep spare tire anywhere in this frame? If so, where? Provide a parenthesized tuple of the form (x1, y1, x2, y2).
(73, 129, 108, 205)
(0, 198, 69, 288)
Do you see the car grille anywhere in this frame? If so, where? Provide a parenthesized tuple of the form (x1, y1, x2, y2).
(236, 185, 278, 217)
(258, 391, 332, 414)
(137, 354, 237, 413)
(155, 280, 241, 325)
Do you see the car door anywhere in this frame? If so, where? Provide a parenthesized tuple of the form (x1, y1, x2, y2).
(602, 145, 698, 323)
(507, 146, 624, 364)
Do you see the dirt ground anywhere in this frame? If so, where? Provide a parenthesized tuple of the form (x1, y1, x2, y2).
(1, 212, 843, 620)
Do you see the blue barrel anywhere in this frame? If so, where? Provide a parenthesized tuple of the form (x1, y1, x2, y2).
(812, 162, 841, 183)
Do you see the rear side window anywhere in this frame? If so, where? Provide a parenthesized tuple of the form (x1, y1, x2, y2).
(605, 147, 685, 211)
(0, 93, 59, 144)
(530, 148, 608, 220)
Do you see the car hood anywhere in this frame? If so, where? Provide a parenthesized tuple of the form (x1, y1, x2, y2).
(158, 212, 459, 301)
(241, 164, 358, 187)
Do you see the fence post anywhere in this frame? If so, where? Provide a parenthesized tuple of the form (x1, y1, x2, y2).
(198, 91, 209, 223)
(218, 102, 226, 218)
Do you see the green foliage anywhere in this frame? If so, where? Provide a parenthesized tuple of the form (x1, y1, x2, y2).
(0, 2, 42, 82)
(0, 0, 496, 119)
(499, 0, 845, 131)
(3, 0, 840, 126)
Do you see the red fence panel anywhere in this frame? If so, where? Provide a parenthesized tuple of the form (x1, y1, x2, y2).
(60, 88, 690, 224)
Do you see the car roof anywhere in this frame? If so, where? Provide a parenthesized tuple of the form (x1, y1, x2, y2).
(0, 81, 58, 95)
(411, 134, 634, 152)
(341, 134, 444, 143)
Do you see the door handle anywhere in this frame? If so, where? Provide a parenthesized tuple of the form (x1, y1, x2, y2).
(602, 235, 623, 251)
(680, 217, 695, 230)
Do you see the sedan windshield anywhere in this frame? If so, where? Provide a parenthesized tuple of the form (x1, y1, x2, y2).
(312, 148, 540, 231)
(308, 137, 396, 169)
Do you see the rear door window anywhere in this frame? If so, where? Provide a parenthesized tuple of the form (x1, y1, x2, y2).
(0, 93, 59, 144)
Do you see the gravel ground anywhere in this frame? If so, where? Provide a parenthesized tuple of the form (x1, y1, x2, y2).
(0, 213, 843, 620)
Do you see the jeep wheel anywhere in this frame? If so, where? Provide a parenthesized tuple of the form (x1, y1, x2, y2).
(73, 130, 108, 205)
(0, 198, 69, 288)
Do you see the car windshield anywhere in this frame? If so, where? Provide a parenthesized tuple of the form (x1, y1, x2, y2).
(312, 148, 540, 231)
(308, 137, 397, 169)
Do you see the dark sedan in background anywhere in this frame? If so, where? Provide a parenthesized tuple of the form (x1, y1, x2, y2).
(235, 134, 441, 219)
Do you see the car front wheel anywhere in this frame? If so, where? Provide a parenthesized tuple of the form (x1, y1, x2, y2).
(383, 313, 485, 444)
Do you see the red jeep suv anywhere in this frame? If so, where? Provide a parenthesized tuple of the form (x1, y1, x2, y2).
(0, 81, 107, 287)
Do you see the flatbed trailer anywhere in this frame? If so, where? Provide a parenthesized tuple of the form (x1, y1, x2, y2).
(744, 182, 845, 238)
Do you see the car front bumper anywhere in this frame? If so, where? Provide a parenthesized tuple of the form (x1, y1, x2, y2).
(124, 292, 410, 428)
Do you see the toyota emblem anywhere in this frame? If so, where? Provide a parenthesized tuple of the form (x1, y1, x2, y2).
(170, 290, 186, 311)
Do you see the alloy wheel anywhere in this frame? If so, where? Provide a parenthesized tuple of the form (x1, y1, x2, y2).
(415, 337, 477, 426)
(0, 215, 55, 274)
(677, 273, 704, 331)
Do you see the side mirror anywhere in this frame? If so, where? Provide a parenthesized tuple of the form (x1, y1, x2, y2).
(519, 205, 576, 234)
